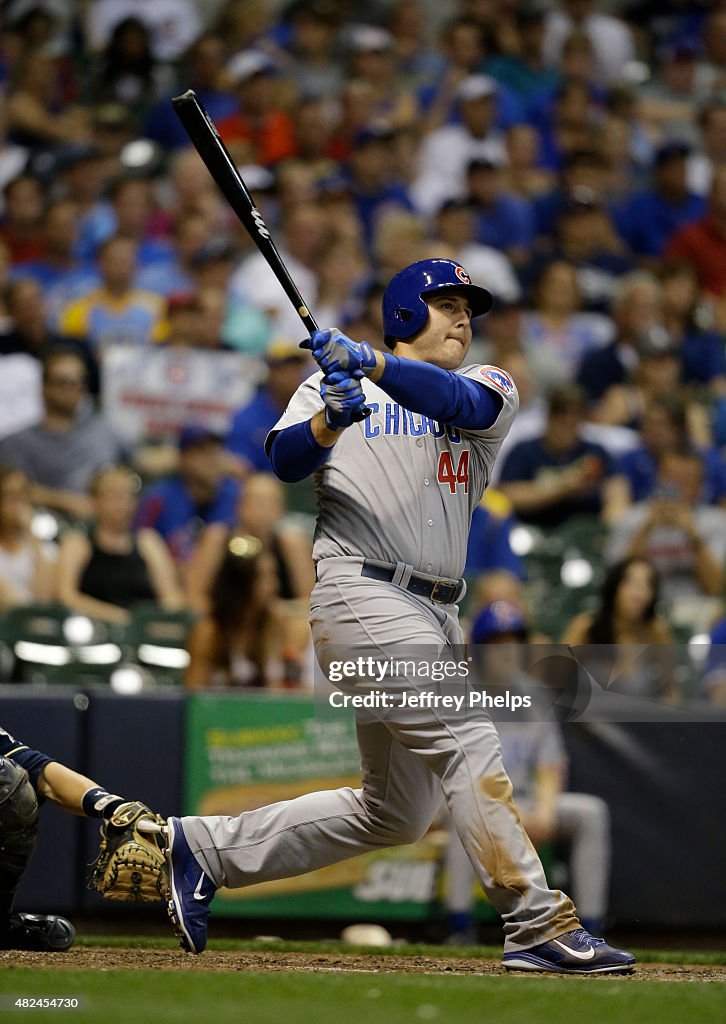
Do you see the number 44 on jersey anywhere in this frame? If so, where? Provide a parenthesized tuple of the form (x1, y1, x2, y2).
(437, 450, 470, 493)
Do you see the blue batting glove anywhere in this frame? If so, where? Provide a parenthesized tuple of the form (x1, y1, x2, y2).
(301, 329, 377, 379)
(321, 377, 371, 430)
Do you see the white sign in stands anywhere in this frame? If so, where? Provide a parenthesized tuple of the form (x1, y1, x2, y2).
(0, 354, 42, 440)
(102, 344, 262, 445)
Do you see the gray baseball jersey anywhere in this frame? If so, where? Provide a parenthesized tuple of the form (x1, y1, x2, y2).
(268, 364, 519, 579)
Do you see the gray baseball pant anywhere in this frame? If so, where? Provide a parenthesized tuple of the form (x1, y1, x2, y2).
(181, 557, 580, 951)
(446, 793, 611, 924)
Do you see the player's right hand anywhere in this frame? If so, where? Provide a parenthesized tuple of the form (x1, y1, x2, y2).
(321, 377, 371, 430)
(301, 329, 377, 380)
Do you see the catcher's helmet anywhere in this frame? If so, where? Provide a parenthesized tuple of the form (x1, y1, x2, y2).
(382, 258, 493, 347)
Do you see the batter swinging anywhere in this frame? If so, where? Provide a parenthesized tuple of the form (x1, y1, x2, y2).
(164, 258, 635, 974)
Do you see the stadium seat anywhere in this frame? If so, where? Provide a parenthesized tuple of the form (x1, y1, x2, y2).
(524, 517, 606, 639)
(0, 604, 126, 684)
(0, 604, 74, 683)
(124, 605, 197, 685)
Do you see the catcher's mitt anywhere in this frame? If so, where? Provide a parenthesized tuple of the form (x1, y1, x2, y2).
(89, 801, 168, 902)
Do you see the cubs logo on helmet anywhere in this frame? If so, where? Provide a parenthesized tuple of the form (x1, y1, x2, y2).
(479, 366, 515, 395)
(381, 258, 494, 347)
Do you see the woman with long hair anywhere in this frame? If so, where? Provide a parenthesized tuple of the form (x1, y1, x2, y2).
(0, 465, 55, 611)
(91, 17, 172, 116)
(56, 466, 182, 625)
(184, 536, 287, 690)
(561, 556, 676, 698)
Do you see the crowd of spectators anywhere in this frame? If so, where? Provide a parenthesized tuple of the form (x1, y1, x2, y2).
(2, 0, 726, 701)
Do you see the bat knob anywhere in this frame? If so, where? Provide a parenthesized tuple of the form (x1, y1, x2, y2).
(171, 89, 197, 107)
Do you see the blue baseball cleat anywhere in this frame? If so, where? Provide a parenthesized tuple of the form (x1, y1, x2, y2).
(165, 816, 216, 954)
(502, 928, 636, 974)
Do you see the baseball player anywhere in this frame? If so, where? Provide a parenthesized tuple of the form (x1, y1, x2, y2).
(164, 258, 635, 974)
(0, 725, 155, 950)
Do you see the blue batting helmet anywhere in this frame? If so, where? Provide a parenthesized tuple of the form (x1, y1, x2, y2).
(382, 258, 494, 347)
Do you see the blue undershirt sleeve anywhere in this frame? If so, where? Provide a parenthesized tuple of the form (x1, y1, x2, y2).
(378, 355, 502, 429)
(268, 419, 332, 482)
(5, 747, 54, 791)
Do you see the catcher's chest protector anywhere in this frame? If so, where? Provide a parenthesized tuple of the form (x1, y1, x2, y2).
(0, 757, 39, 919)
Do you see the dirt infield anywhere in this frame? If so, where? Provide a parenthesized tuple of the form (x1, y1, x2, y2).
(2, 947, 724, 982)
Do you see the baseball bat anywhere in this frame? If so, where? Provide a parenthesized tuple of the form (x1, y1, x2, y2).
(171, 88, 319, 335)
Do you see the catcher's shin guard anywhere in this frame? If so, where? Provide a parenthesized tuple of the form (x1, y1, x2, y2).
(0, 757, 39, 930)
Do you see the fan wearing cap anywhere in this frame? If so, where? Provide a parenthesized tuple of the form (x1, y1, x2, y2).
(226, 342, 312, 473)
(465, 158, 535, 265)
(345, 122, 415, 250)
(345, 25, 418, 133)
(418, 17, 526, 136)
(216, 49, 298, 167)
(135, 424, 241, 565)
(163, 292, 201, 348)
(444, 599, 612, 941)
(411, 74, 507, 217)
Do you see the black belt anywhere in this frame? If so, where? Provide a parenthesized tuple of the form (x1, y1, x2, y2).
(361, 561, 465, 605)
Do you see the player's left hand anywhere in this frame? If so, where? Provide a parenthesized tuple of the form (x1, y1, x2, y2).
(301, 329, 377, 380)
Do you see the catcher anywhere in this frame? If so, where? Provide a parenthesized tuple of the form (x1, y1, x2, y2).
(0, 725, 166, 952)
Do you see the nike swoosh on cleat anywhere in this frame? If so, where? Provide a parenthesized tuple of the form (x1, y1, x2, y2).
(552, 939, 596, 960)
(193, 873, 208, 901)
